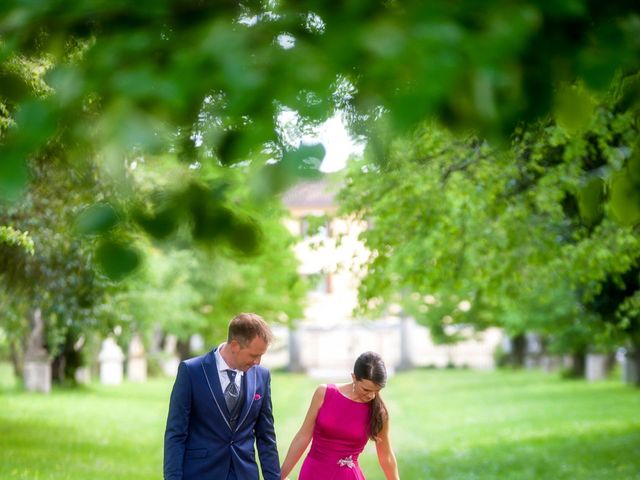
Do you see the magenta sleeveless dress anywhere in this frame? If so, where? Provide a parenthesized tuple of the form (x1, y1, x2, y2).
(299, 384, 372, 480)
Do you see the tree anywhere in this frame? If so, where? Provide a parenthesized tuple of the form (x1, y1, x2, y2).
(2, 1, 640, 384)
(2, 2, 639, 287)
(0, 139, 306, 383)
(105, 165, 307, 360)
(0, 145, 119, 383)
(2, 1, 639, 204)
(0, 38, 306, 383)
(339, 78, 640, 380)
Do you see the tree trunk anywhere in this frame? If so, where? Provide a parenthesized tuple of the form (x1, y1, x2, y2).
(9, 340, 23, 378)
(511, 334, 526, 367)
(176, 338, 190, 361)
(570, 350, 586, 378)
(52, 354, 66, 385)
(51, 335, 84, 386)
(149, 327, 164, 355)
(606, 352, 617, 373)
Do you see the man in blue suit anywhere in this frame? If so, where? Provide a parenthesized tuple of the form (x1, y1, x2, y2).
(164, 313, 281, 480)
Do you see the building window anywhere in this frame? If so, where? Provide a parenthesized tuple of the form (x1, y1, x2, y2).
(304, 272, 333, 294)
(300, 215, 332, 238)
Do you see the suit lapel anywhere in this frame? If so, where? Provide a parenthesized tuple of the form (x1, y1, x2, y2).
(201, 348, 233, 430)
(236, 367, 256, 430)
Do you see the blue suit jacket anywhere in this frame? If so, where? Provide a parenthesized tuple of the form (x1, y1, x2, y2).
(163, 348, 281, 480)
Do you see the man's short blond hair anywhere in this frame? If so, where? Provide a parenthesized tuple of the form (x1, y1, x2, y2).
(228, 313, 274, 346)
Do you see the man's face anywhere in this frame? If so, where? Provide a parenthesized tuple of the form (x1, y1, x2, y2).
(229, 336, 268, 372)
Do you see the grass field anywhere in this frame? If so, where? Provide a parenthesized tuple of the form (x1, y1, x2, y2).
(1, 363, 639, 479)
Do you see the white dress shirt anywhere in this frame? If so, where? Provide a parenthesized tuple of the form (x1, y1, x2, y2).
(215, 343, 243, 392)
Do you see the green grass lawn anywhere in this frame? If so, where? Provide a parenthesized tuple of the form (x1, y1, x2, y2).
(1, 363, 639, 479)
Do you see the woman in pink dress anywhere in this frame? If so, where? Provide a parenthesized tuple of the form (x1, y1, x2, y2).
(280, 352, 400, 480)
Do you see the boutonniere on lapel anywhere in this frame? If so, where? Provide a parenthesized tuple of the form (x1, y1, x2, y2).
(254, 393, 262, 401)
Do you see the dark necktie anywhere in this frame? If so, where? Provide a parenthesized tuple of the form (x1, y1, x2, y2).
(224, 369, 239, 413)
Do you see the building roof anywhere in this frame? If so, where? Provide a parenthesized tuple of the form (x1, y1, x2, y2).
(281, 178, 338, 209)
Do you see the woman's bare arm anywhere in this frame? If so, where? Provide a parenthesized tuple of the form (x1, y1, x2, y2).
(279, 385, 326, 480)
(375, 416, 400, 480)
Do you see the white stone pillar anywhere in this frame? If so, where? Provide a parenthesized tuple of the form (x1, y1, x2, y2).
(586, 353, 608, 381)
(288, 328, 303, 372)
(623, 351, 639, 385)
(74, 367, 91, 385)
(24, 359, 52, 393)
(161, 334, 180, 377)
(127, 334, 147, 383)
(23, 308, 51, 393)
(98, 337, 125, 385)
(398, 315, 415, 371)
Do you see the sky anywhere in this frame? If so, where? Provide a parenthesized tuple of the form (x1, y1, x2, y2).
(312, 114, 365, 173)
(278, 109, 365, 173)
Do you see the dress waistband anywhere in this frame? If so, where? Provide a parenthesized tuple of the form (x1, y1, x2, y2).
(308, 450, 360, 468)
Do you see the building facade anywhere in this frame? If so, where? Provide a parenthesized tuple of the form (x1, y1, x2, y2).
(262, 178, 501, 377)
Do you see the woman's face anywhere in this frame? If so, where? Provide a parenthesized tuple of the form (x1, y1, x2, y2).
(353, 377, 383, 403)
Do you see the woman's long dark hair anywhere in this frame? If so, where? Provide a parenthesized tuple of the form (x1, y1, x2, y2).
(353, 351, 389, 441)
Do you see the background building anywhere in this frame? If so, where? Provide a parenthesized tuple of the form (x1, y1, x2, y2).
(263, 178, 501, 377)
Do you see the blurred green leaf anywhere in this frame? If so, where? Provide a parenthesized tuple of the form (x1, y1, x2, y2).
(628, 146, 640, 186)
(610, 171, 640, 226)
(615, 73, 640, 114)
(0, 100, 58, 200)
(579, 19, 638, 91)
(95, 240, 140, 280)
(282, 143, 325, 178)
(228, 218, 261, 256)
(14, 99, 58, 140)
(75, 203, 119, 235)
(101, 103, 168, 154)
(134, 205, 179, 240)
(0, 151, 28, 201)
(46, 66, 84, 106)
(216, 130, 250, 166)
(554, 86, 594, 133)
(0, 68, 32, 103)
(188, 183, 234, 242)
(577, 177, 604, 226)
(251, 142, 326, 199)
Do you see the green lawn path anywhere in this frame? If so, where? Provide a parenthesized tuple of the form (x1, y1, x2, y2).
(1, 364, 638, 479)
